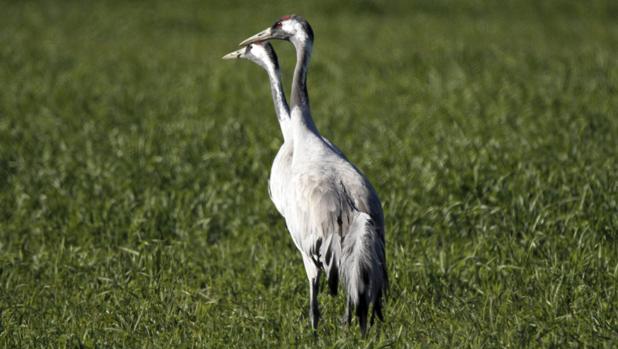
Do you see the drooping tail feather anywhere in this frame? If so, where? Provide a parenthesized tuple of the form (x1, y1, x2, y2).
(340, 211, 387, 334)
(321, 232, 340, 296)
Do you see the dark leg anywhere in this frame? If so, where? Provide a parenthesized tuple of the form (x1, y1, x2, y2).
(356, 295, 368, 336)
(310, 275, 320, 330)
(370, 290, 384, 326)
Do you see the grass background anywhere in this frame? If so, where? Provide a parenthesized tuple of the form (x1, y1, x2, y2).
(1, 0, 617, 347)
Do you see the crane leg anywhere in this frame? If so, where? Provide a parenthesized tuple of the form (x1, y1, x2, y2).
(341, 297, 353, 326)
(302, 254, 321, 332)
(371, 289, 384, 325)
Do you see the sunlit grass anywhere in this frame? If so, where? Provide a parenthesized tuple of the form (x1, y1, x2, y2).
(0, 0, 617, 347)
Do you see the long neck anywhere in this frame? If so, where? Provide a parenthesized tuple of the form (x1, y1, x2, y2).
(290, 39, 319, 135)
(266, 64, 292, 142)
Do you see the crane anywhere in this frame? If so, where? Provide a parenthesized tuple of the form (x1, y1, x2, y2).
(228, 16, 388, 335)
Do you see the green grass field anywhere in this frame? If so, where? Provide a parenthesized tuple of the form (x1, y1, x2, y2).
(1, 0, 617, 347)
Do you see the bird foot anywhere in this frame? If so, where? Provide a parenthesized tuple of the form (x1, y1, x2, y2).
(340, 313, 351, 326)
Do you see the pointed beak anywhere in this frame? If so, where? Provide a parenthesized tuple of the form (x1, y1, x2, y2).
(239, 27, 274, 46)
(222, 48, 244, 60)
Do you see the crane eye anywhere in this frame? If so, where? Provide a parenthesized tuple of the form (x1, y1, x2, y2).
(273, 21, 283, 29)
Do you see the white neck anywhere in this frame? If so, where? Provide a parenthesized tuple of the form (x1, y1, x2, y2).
(290, 37, 320, 141)
(265, 63, 292, 143)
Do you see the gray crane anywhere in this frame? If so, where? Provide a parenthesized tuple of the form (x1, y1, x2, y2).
(226, 16, 388, 334)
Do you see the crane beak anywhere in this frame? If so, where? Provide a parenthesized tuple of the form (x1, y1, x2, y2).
(239, 27, 274, 46)
(222, 48, 244, 60)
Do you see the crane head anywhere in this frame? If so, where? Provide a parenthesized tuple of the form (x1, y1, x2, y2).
(239, 15, 314, 47)
(222, 41, 279, 71)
